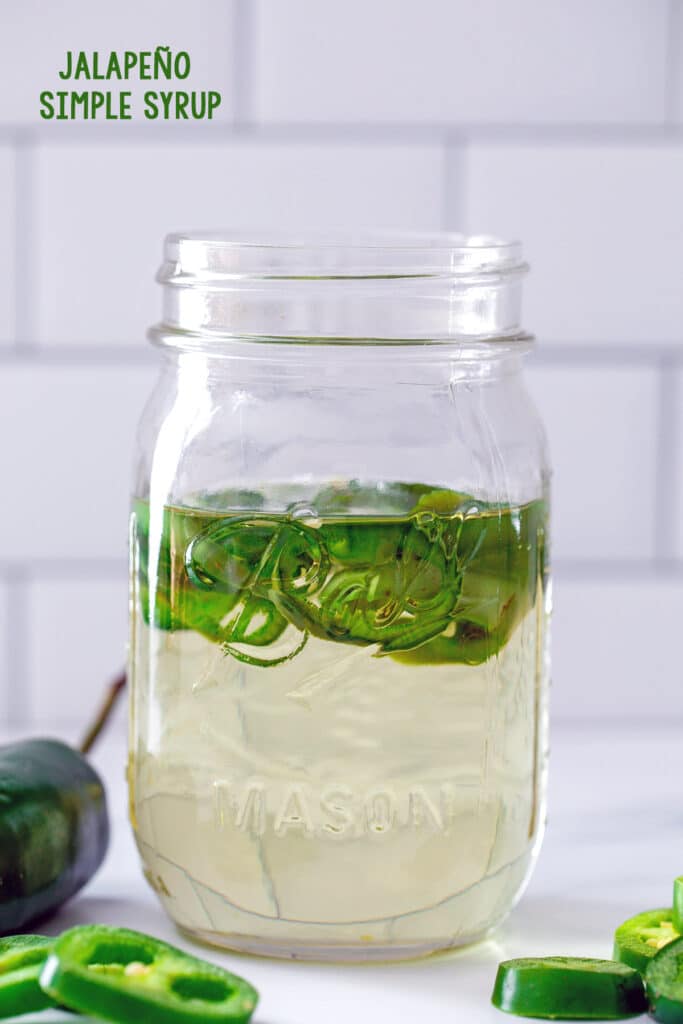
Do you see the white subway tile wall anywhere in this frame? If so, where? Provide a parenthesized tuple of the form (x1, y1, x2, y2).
(673, 1, 683, 122)
(0, 366, 156, 560)
(552, 578, 683, 719)
(525, 364, 661, 562)
(675, 367, 683, 558)
(0, 1, 680, 726)
(27, 577, 128, 727)
(35, 141, 444, 345)
(463, 143, 683, 344)
(252, 0, 670, 125)
(0, 145, 15, 343)
(0, 585, 10, 722)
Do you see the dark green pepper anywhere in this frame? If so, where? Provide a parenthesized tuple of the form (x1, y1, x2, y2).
(0, 739, 109, 934)
(40, 925, 258, 1024)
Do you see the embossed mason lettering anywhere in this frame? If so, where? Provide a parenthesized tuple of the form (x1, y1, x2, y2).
(213, 778, 462, 839)
(274, 785, 315, 836)
(365, 790, 396, 833)
(319, 785, 354, 836)
(234, 780, 265, 834)
(408, 784, 444, 830)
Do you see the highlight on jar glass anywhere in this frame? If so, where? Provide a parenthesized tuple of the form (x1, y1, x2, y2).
(128, 230, 551, 962)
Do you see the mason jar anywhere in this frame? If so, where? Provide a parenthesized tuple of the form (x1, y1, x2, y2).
(129, 231, 551, 961)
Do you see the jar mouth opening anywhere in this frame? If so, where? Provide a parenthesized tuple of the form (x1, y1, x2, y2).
(160, 229, 527, 281)
(155, 229, 529, 345)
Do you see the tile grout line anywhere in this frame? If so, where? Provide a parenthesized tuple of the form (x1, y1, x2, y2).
(550, 714, 683, 728)
(10, 121, 683, 147)
(0, 346, 158, 365)
(232, 0, 255, 129)
(653, 354, 679, 560)
(4, 566, 31, 727)
(552, 558, 683, 581)
(0, 560, 127, 580)
(665, 0, 682, 123)
(12, 138, 36, 347)
(530, 345, 683, 366)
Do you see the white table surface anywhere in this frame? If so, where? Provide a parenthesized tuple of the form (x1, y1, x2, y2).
(6, 720, 676, 1024)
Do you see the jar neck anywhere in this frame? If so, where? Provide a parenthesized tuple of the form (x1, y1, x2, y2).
(155, 276, 527, 345)
(153, 232, 530, 347)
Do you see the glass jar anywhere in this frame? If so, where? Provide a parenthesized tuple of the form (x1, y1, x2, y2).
(129, 231, 550, 962)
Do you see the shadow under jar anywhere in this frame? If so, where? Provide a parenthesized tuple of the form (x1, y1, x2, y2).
(128, 231, 551, 962)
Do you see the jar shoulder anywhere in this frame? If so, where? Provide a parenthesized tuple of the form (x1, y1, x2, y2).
(133, 360, 549, 508)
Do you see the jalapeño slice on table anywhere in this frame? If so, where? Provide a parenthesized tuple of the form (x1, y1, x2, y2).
(133, 480, 547, 668)
(613, 908, 679, 973)
(0, 935, 55, 1019)
(40, 925, 258, 1024)
(492, 957, 647, 1020)
(646, 935, 683, 1023)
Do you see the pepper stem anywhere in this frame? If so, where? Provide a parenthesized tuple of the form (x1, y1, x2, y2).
(79, 670, 127, 755)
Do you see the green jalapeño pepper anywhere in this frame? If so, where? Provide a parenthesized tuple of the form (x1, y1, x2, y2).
(134, 480, 547, 670)
(0, 935, 55, 1018)
(492, 956, 647, 1019)
(40, 925, 259, 1024)
(646, 935, 683, 1023)
(0, 739, 109, 933)
(613, 908, 678, 973)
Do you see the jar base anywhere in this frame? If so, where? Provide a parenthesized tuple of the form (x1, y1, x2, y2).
(177, 924, 491, 964)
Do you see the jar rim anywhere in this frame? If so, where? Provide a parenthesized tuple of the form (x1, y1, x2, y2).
(160, 229, 528, 281)
(155, 229, 530, 344)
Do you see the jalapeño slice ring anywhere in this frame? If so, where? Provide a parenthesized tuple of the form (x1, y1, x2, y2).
(0, 935, 56, 1019)
(40, 925, 258, 1024)
(613, 908, 678, 973)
